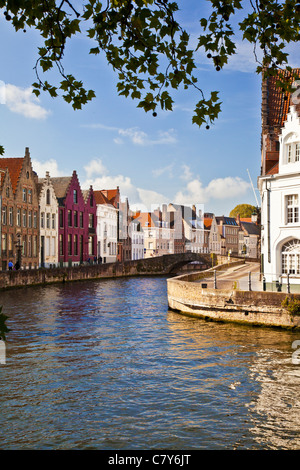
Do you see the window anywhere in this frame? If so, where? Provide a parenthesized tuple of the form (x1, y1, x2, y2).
(2, 206, 7, 225)
(33, 236, 37, 257)
(73, 189, 78, 204)
(22, 188, 27, 202)
(60, 234, 64, 255)
(282, 240, 300, 275)
(52, 237, 56, 256)
(28, 189, 32, 204)
(74, 235, 78, 256)
(2, 233, 7, 253)
(17, 209, 21, 227)
(52, 214, 55, 229)
(288, 144, 292, 163)
(68, 234, 72, 255)
(285, 142, 300, 164)
(89, 237, 94, 255)
(41, 212, 44, 228)
(296, 143, 300, 162)
(286, 194, 299, 224)
(23, 210, 27, 227)
(59, 210, 64, 228)
(74, 210, 78, 227)
(28, 211, 32, 228)
(6, 187, 9, 197)
(46, 213, 50, 229)
(80, 212, 83, 228)
(28, 236, 32, 257)
(89, 213, 94, 228)
(46, 189, 50, 205)
(68, 210, 72, 227)
(33, 211, 37, 228)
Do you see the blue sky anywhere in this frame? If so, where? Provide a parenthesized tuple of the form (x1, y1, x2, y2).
(0, 2, 299, 216)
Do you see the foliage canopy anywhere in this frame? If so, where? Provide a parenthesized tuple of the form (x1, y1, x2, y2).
(0, 0, 299, 153)
(229, 203, 257, 218)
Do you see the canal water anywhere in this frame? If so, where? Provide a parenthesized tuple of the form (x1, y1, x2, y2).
(1, 276, 300, 450)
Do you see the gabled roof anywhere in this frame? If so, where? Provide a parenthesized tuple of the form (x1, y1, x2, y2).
(241, 222, 260, 236)
(204, 218, 212, 229)
(0, 157, 24, 194)
(135, 212, 158, 228)
(100, 187, 120, 207)
(50, 176, 73, 199)
(93, 190, 110, 205)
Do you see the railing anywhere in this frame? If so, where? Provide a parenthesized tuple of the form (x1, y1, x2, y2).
(198, 269, 300, 294)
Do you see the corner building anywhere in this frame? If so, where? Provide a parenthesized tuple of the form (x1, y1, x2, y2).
(0, 147, 39, 270)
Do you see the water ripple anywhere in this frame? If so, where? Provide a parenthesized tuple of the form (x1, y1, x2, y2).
(1, 277, 300, 449)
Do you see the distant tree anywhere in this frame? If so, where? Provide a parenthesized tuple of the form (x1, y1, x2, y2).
(0, 0, 299, 155)
(230, 204, 257, 218)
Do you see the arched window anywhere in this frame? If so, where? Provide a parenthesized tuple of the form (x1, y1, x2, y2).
(281, 240, 300, 275)
(46, 188, 50, 205)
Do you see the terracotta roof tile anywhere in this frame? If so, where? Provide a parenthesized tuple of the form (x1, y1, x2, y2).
(93, 190, 110, 205)
(266, 68, 300, 127)
(0, 157, 24, 194)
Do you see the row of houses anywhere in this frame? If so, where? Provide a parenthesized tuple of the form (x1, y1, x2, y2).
(0, 147, 260, 271)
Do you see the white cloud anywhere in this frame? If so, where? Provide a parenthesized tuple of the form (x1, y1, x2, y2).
(180, 164, 193, 181)
(32, 155, 252, 214)
(82, 123, 177, 146)
(174, 176, 250, 205)
(152, 163, 174, 178)
(84, 158, 108, 179)
(4, 84, 50, 119)
(32, 158, 64, 177)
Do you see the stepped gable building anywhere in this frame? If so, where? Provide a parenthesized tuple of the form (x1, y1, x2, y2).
(82, 185, 97, 261)
(261, 68, 300, 176)
(51, 171, 96, 266)
(215, 216, 239, 256)
(37, 171, 59, 267)
(0, 147, 39, 270)
(93, 189, 118, 263)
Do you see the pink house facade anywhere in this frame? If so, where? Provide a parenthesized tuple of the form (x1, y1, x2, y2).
(51, 171, 97, 266)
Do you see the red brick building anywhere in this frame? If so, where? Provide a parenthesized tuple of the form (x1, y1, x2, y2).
(0, 147, 40, 270)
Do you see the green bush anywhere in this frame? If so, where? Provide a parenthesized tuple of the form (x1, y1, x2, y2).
(281, 296, 300, 316)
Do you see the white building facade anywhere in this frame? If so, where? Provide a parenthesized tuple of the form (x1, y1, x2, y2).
(38, 172, 59, 267)
(129, 220, 144, 260)
(96, 202, 118, 263)
(258, 105, 300, 291)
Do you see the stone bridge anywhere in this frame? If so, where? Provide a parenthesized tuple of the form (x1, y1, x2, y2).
(130, 252, 211, 275)
(0, 253, 214, 289)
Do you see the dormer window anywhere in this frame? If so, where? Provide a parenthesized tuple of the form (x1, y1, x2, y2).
(284, 141, 300, 164)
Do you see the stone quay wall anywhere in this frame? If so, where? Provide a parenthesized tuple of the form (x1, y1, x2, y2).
(0, 253, 231, 290)
(167, 264, 300, 330)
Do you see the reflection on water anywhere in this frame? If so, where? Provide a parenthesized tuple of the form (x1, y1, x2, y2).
(0, 277, 300, 449)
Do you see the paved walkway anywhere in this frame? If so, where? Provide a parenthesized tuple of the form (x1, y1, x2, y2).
(196, 262, 263, 291)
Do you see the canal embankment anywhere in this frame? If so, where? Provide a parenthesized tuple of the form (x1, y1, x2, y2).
(167, 261, 300, 330)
